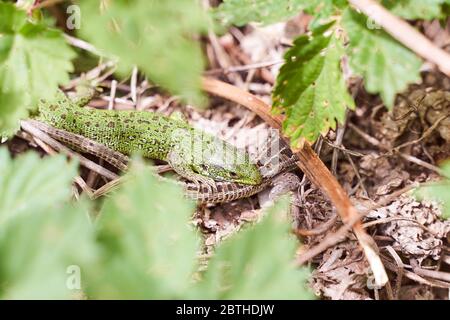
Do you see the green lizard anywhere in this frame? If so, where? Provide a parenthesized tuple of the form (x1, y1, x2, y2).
(22, 118, 299, 203)
(36, 91, 262, 188)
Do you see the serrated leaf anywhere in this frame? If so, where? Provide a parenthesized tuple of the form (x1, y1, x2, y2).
(78, 0, 208, 105)
(215, 0, 306, 26)
(416, 161, 450, 219)
(0, 148, 95, 299)
(273, 23, 355, 146)
(304, 0, 348, 28)
(382, 0, 447, 20)
(0, 148, 78, 223)
(0, 202, 96, 299)
(342, 8, 422, 108)
(0, 90, 26, 137)
(215, 0, 348, 27)
(191, 198, 313, 299)
(0, 2, 75, 134)
(84, 161, 199, 299)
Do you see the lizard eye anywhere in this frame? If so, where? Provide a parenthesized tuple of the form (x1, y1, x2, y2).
(200, 164, 209, 171)
(229, 171, 238, 178)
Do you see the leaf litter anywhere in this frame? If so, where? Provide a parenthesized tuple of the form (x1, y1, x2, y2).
(2, 7, 450, 300)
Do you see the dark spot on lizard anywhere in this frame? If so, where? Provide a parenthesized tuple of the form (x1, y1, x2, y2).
(108, 122, 115, 128)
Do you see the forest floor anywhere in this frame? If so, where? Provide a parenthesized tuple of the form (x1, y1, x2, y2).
(4, 12, 450, 300)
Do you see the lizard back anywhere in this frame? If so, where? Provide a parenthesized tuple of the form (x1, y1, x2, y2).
(37, 94, 190, 161)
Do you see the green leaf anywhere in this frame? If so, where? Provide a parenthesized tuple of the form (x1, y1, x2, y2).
(303, 0, 348, 28)
(215, 0, 306, 26)
(78, 0, 208, 105)
(0, 2, 75, 134)
(273, 22, 355, 146)
(0, 90, 26, 137)
(84, 161, 199, 299)
(0, 148, 95, 299)
(215, 0, 348, 27)
(342, 8, 422, 108)
(0, 148, 78, 223)
(382, 0, 447, 20)
(192, 198, 313, 299)
(0, 201, 96, 299)
(416, 161, 450, 219)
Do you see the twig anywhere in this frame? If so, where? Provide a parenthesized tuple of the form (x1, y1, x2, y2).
(205, 59, 284, 75)
(131, 66, 138, 106)
(32, 0, 64, 10)
(382, 254, 450, 288)
(385, 246, 403, 300)
(295, 212, 338, 236)
(108, 80, 118, 110)
(64, 34, 104, 57)
(348, 123, 446, 176)
(349, 0, 450, 76)
(295, 183, 418, 266)
(363, 216, 435, 235)
(413, 267, 450, 283)
(201, 76, 389, 286)
(393, 113, 450, 151)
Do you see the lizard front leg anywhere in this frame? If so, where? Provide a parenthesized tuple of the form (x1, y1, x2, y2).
(167, 149, 218, 194)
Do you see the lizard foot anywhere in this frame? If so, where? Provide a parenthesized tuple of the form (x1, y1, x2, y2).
(191, 175, 218, 195)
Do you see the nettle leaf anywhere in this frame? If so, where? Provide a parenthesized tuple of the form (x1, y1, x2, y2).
(0, 201, 96, 299)
(192, 198, 313, 299)
(78, 0, 208, 105)
(273, 22, 355, 146)
(342, 8, 422, 108)
(0, 148, 78, 223)
(304, 0, 348, 27)
(382, 0, 447, 20)
(0, 148, 95, 299)
(215, 0, 306, 26)
(84, 161, 199, 299)
(416, 162, 450, 219)
(0, 2, 75, 134)
(0, 91, 26, 137)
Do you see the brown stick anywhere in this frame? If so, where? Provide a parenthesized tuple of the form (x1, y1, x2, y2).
(201, 76, 388, 286)
(349, 0, 450, 76)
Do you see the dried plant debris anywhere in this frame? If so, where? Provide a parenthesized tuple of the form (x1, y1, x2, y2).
(398, 285, 435, 300)
(374, 87, 450, 160)
(311, 242, 371, 300)
(294, 188, 335, 239)
(366, 195, 450, 262)
(359, 153, 410, 196)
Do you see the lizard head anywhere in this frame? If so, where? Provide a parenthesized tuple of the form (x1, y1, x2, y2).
(189, 139, 263, 185)
(170, 128, 263, 185)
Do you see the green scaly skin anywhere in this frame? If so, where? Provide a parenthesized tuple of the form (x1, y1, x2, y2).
(37, 91, 262, 186)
